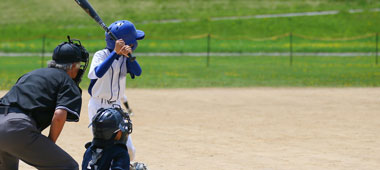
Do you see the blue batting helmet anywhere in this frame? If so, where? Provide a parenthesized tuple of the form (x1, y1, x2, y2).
(105, 20, 145, 51)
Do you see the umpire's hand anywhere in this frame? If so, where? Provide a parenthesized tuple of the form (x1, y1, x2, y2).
(48, 109, 67, 143)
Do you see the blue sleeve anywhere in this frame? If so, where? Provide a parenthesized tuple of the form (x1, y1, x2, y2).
(95, 51, 120, 78)
(126, 58, 142, 79)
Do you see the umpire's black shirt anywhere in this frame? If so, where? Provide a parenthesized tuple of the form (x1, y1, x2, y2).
(0, 68, 82, 131)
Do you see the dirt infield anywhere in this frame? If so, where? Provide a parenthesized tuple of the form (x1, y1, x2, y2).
(1, 88, 379, 170)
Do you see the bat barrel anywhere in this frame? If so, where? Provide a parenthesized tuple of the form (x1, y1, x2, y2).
(74, 0, 136, 61)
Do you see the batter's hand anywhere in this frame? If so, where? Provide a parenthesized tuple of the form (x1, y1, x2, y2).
(120, 45, 132, 57)
(114, 39, 126, 55)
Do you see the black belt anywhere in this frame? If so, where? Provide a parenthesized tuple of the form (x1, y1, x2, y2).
(0, 105, 42, 131)
(0, 105, 27, 115)
(101, 99, 116, 104)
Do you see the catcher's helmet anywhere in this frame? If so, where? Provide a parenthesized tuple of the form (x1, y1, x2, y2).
(105, 20, 145, 51)
(91, 107, 132, 141)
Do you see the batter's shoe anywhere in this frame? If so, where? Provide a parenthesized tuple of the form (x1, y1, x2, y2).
(127, 108, 134, 116)
(130, 162, 148, 170)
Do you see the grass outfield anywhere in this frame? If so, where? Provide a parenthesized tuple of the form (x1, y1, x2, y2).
(0, 34, 378, 53)
(0, 55, 379, 90)
(1, 0, 380, 89)
(0, 1, 380, 53)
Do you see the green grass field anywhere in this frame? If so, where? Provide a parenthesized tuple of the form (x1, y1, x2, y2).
(1, 32, 378, 53)
(1, 0, 380, 53)
(1, 55, 379, 90)
(1, 0, 380, 89)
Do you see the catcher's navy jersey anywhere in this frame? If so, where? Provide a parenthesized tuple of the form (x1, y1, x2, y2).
(82, 144, 130, 170)
(0, 68, 82, 131)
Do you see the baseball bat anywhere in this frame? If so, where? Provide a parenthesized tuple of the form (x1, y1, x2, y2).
(74, 0, 136, 61)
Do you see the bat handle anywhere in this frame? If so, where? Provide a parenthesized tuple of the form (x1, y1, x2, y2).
(107, 30, 137, 61)
(128, 54, 136, 62)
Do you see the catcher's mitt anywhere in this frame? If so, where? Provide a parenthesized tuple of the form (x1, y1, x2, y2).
(130, 162, 148, 170)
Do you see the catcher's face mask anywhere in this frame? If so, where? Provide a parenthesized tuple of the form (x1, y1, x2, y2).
(90, 107, 133, 143)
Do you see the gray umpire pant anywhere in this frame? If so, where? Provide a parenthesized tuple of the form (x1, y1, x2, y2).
(0, 110, 78, 170)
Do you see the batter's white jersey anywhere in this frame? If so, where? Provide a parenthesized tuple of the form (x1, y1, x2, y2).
(87, 49, 136, 161)
(120, 76, 128, 102)
(88, 49, 127, 101)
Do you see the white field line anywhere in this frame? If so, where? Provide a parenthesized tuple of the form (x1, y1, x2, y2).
(60, 8, 380, 28)
(137, 8, 380, 24)
(348, 9, 364, 13)
(0, 52, 376, 57)
(213, 10, 339, 20)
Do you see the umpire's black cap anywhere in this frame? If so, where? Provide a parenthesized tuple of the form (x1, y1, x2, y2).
(52, 36, 89, 64)
(52, 43, 82, 63)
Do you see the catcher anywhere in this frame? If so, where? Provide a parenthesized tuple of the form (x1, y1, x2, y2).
(82, 107, 147, 170)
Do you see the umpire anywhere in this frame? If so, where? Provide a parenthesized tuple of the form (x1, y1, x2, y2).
(0, 36, 89, 170)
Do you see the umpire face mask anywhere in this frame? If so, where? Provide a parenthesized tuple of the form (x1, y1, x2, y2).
(73, 58, 89, 85)
(53, 36, 89, 85)
(70, 36, 89, 85)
